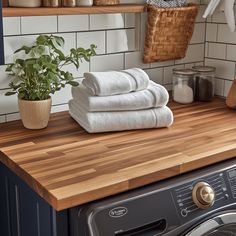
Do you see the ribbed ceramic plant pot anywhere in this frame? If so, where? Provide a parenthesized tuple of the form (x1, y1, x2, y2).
(18, 98, 52, 130)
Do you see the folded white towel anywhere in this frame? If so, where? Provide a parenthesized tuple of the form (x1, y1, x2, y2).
(82, 68, 150, 96)
(71, 81, 169, 112)
(69, 100, 174, 133)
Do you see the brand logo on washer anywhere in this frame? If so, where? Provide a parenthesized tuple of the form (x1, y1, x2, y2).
(109, 207, 128, 218)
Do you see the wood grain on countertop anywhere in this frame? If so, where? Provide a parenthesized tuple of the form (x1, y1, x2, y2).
(0, 98, 236, 211)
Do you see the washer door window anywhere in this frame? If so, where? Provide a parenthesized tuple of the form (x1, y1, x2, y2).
(186, 213, 236, 236)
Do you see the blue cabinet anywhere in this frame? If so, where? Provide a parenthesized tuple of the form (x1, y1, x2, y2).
(0, 163, 69, 236)
(0, 0, 4, 65)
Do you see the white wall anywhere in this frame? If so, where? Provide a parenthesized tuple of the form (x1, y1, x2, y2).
(0, 0, 205, 123)
(205, 2, 236, 97)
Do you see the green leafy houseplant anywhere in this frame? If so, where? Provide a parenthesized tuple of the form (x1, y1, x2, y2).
(5, 34, 96, 129)
(5, 34, 96, 100)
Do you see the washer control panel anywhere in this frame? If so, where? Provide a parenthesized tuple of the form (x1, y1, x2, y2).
(174, 183, 193, 218)
(227, 168, 236, 198)
(172, 172, 230, 220)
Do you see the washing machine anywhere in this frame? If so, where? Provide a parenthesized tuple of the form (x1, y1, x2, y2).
(70, 158, 236, 236)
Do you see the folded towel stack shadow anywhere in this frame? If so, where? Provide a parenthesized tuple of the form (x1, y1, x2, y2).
(69, 68, 174, 133)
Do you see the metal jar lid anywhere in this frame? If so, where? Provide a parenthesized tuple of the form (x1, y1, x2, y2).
(173, 68, 197, 76)
(192, 66, 216, 72)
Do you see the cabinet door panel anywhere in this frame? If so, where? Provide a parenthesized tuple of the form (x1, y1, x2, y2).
(0, 0, 4, 65)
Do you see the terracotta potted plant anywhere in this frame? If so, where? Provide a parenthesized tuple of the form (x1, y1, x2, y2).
(5, 34, 96, 129)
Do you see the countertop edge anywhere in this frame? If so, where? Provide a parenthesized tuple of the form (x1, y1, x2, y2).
(0, 151, 59, 210)
(1, 149, 236, 211)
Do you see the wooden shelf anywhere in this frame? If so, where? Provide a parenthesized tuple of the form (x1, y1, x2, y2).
(3, 4, 146, 17)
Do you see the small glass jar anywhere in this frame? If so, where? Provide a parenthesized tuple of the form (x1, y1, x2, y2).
(62, 0, 76, 6)
(77, 0, 93, 6)
(192, 66, 216, 102)
(43, 0, 61, 7)
(172, 69, 197, 104)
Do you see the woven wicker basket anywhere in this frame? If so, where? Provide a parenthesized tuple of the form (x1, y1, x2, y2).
(94, 0, 120, 5)
(143, 4, 199, 63)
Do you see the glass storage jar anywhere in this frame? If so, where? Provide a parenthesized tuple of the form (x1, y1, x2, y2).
(62, 0, 76, 6)
(43, 0, 61, 7)
(172, 69, 197, 104)
(192, 66, 216, 102)
(77, 0, 93, 5)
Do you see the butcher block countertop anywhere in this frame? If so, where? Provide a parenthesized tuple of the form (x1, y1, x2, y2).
(0, 98, 236, 211)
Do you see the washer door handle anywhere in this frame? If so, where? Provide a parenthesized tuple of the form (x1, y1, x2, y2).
(186, 212, 236, 236)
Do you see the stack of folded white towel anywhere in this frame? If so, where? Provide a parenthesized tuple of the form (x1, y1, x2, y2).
(69, 68, 174, 133)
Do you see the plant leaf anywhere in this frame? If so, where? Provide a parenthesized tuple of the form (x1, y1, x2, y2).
(5, 34, 96, 100)
(5, 91, 17, 96)
(67, 81, 79, 86)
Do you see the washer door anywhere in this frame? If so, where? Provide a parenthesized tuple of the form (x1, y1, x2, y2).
(186, 212, 236, 236)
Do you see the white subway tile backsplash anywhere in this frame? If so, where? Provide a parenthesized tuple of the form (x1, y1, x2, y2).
(184, 63, 195, 69)
(0, 115, 6, 123)
(21, 16, 57, 34)
(0, 65, 11, 89)
(90, 14, 125, 30)
(190, 23, 205, 44)
(206, 16, 212, 23)
(206, 23, 217, 42)
(224, 80, 233, 97)
(195, 5, 207, 23)
(217, 24, 236, 44)
(140, 13, 147, 51)
(211, 8, 226, 23)
(126, 29, 136, 51)
(52, 84, 72, 106)
(62, 61, 89, 79)
(125, 51, 149, 69)
(215, 78, 224, 96)
(58, 15, 89, 32)
(107, 29, 135, 53)
(205, 42, 209, 57)
(59, 37, 86, 81)
(3, 17, 21, 36)
(175, 44, 205, 64)
(90, 54, 124, 72)
(5, 33, 75, 64)
(4, 35, 37, 64)
(151, 61, 174, 68)
(145, 68, 163, 84)
(208, 43, 226, 59)
(226, 45, 236, 61)
(125, 13, 135, 28)
(205, 58, 235, 80)
(194, 62, 204, 66)
(51, 104, 69, 113)
(0, 89, 18, 115)
(55, 33, 76, 55)
(4, 33, 81, 80)
(77, 31, 105, 55)
(6, 113, 20, 122)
